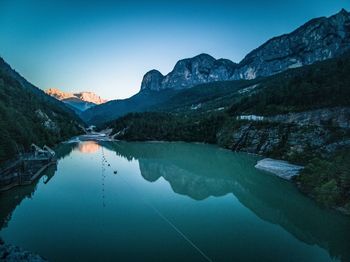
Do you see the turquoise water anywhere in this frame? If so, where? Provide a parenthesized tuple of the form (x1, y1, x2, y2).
(1, 141, 349, 262)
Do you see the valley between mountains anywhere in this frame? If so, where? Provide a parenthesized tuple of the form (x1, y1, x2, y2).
(1, 8, 350, 214)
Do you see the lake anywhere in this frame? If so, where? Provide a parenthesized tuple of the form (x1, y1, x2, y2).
(1, 141, 349, 262)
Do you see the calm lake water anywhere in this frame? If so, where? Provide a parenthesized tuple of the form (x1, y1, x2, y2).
(1, 141, 350, 262)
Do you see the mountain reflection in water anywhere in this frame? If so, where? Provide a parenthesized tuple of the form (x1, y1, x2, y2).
(104, 141, 350, 262)
(1, 141, 349, 262)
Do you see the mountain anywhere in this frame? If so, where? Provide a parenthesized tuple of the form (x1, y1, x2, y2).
(141, 9, 350, 91)
(81, 89, 179, 125)
(140, 55, 237, 91)
(82, 78, 256, 125)
(82, 9, 350, 125)
(0, 58, 82, 162)
(109, 52, 350, 213)
(46, 88, 107, 112)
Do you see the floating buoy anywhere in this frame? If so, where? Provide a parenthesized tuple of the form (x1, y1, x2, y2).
(113, 171, 118, 174)
(108, 164, 110, 166)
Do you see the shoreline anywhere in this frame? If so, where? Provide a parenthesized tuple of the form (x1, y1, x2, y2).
(0, 239, 47, 261)
(2, 134, 347, 216)
(103, 137, 350, 216)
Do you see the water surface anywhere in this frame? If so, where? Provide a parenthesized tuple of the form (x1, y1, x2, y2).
(1, 141, 349, 262)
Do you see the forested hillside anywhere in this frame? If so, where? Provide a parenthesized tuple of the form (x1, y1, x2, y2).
(0, 58, 82, 163)
(108, 53, 350, 212)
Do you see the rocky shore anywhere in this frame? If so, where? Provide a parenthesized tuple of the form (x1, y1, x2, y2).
(0, 239, 47, 262)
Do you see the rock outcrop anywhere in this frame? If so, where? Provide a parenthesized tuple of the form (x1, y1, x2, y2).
(255, 158, 303, 180)
(46, 88, 107, 112)
(46, 88, 107, 105)
(236, 107, 350, 129)
(140, 70, 165, 91)
(141, 9, 350, 91)
(235, 8, 350, 80)
(140, 54, 238, 91)
(218, 108, 350, 160)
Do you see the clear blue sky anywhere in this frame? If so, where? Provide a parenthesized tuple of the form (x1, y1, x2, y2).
(1, 0, 349, 100)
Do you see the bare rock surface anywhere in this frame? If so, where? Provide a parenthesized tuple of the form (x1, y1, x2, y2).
(255, 158, 304, 180)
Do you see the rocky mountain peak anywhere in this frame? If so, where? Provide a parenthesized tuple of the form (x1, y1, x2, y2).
(233, 8, 350, 80)
(74, 91, 108, 105)
(140, 70, 164, 91)
(45, 88, 107, 112)
(327, 8, 349, 26)
(46, 88, 107, 105)
(141, 53, 237, 91)
(140, 9, 350, 91)
(337, 8, 349, 17)
(46, 88, 72, 100)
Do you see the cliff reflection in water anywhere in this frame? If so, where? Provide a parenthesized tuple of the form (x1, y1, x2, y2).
(105, 141, 350, 262)
(1, 141, 350, 262)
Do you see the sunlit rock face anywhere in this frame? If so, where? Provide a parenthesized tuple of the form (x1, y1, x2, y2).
(46, 88, 108, 112)
(140, 9, 350, 91)
(74, 92, 108, 105)
(46, 88, 107, 105)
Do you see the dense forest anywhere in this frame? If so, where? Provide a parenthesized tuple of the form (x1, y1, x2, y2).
(0, 58, 82, 163)
(228, 53, 350, 115)
(111, 112, 227, 143)
(109, 54, 350, 213)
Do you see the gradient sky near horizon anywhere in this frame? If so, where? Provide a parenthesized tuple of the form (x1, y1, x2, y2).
(1, 0, 350, 100)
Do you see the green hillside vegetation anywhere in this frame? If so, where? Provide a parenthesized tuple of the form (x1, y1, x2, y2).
(112, 112, 226, 143)
(228, 54, 350, 115)
(148, 79, 260, 113)
(82, 89, 179, 126)
(296, 150, 350, 211)
(109, 54, 350, 212)
(0, 59, 82, 163)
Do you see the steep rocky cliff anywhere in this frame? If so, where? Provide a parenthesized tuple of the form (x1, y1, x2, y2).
(140, 54, 238, 91)
(218, 109, 350, 161)
(235, 8, 350, 79)
(141, 9, 350, 91)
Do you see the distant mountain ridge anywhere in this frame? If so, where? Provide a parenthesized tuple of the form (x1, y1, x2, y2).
(46, 88, 107, 112)
(82, 9, 350, 125)
(141, 9, 350, 91)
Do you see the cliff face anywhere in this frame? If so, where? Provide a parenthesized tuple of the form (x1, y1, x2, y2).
(218, 108, 350, 160)
(140, 54, 236, 91)
(235, 9, 350, 80)
(141, 9, 350, 91)
(140, 70, 165, 91)
(140, 54, 238, 91)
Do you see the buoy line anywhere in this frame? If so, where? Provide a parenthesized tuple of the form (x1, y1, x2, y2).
(101, 149, 213, 262)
